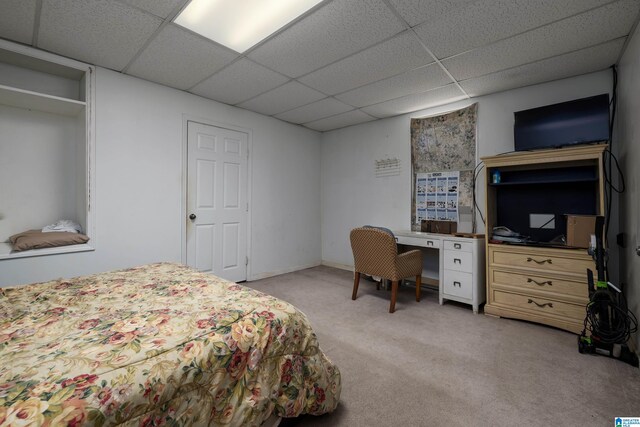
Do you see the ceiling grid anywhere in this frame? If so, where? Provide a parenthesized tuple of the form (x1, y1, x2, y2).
(0, 0, 638, 131)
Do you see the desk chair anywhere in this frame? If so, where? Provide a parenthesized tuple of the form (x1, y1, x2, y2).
(350, 227, 423, 313)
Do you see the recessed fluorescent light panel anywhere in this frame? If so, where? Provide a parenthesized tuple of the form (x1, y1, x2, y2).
(175, 0, 324, 53)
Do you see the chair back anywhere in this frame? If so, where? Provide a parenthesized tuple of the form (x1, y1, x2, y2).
(350, 227, 398, 279)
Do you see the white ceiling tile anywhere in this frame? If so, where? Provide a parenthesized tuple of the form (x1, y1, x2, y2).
(127, 24, 238, 90)
(386, 0, 478, 27)
(247, 0, 405, 78)
(414, 0, 612, 59)
(275, 98, 354, 124)
(19, 0, 639, 130)
(361, 84, 467, 118)
(335, 63, 453, 107)
(120, 0, 185, 18)
(38, 0, 162, 70)
(0, 0, 36, 44)
(190, 58, 289, 105)
(238, 81, 326, 116)
(441, 0, 639, 81)
(459, 38, 625, 97)
(299, 31, 434, 95)
(303, 110, 376, 132)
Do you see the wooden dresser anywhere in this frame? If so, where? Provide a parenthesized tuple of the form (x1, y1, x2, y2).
(482, 145, 605, 334)
(486, 244, 592, 333)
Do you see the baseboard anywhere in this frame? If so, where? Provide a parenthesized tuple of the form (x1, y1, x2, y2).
(321, 260, 354, 271)
(248, 262, 321, 281)
(320, 261, 437, 287)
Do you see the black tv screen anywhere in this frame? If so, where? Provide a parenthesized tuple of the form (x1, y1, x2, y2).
(514, 94, 609, 151)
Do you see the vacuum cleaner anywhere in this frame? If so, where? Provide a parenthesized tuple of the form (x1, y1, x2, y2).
(578, 216, 638, 367)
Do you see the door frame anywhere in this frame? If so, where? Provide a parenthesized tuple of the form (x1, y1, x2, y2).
(181, 114, 253, 280)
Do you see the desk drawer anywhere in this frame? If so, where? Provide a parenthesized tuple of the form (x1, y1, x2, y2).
(443, 270, 472, 299)
(491, 289, 585, 322)
(444, 240, 473, 252)
(396, 235, 440, 249)
(443, 250, 472, 273)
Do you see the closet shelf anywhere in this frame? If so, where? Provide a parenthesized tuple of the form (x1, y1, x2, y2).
(0, 84, 85, 116)
(0, 242, 94, 260)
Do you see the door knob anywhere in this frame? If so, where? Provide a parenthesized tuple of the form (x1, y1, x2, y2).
(189, 214, 196, 220)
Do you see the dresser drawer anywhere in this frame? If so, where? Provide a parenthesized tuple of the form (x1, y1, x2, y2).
(444, 250, 472, 273)
(491, 289, 586, 322)
(443, 270, 473, 299)
(490, 247, 593, 278)
(443, 240, 473, 252)
(492, 270, 588, 300)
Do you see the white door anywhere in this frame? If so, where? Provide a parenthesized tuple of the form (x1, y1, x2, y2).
(187, 121, 248, 282)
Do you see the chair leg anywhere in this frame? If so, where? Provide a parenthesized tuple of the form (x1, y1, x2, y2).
(352, 272, 360, 300)
(415, 275, 422, 302)
(390, 280, 399, 313)
(376, 280, 380, 291)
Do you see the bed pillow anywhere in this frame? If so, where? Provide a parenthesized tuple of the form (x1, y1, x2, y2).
(9, 230, 89, 252)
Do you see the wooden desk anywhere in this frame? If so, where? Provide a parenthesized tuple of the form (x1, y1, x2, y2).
(393, 231, 486, 313)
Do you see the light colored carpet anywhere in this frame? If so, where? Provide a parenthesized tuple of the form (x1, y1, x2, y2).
(247, 266, 640, 427)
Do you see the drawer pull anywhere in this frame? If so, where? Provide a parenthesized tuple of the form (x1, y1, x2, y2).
(527, 278, 553, 286)
(526, 257, 552, 265)
(454, 243, 462, 249)
(454, 258, 462, 264)
(453, 281, 461, 287)
(527, 299, 553, 309)
(427, 241, 434, 246)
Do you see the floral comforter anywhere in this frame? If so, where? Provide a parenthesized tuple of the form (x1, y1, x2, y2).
(0, 263, 341, 426)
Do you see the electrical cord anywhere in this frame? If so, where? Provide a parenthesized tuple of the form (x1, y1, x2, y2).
(471, 162, 485, 232)
(604, 65, 623, 248)
(603, 148, 625, 194)
(535, 215, 555, 229)
(599, 64, 624, 283)
(583, 288, 638, 345)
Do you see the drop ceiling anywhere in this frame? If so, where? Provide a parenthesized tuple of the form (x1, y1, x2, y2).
(1, 0, 638, 132)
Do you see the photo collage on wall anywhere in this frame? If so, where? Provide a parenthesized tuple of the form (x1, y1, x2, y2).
(416, 171, 459, 223)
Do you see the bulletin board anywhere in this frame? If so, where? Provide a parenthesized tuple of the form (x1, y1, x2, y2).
(410, 104, 478, 231)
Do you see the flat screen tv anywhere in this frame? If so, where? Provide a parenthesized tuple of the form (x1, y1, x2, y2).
(514, 94, 609, 152)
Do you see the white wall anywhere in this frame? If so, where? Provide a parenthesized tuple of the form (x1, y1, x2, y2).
(0, 105, 80, 240)
(321, 70, 612, 269)
(616, 26, 640, 350)
(0, 67, 322, 285)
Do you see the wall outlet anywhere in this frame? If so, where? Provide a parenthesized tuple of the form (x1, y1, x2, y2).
(530, 213, 555, 229)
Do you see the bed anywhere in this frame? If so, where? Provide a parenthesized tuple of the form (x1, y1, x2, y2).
(0, 263, 341, 426)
